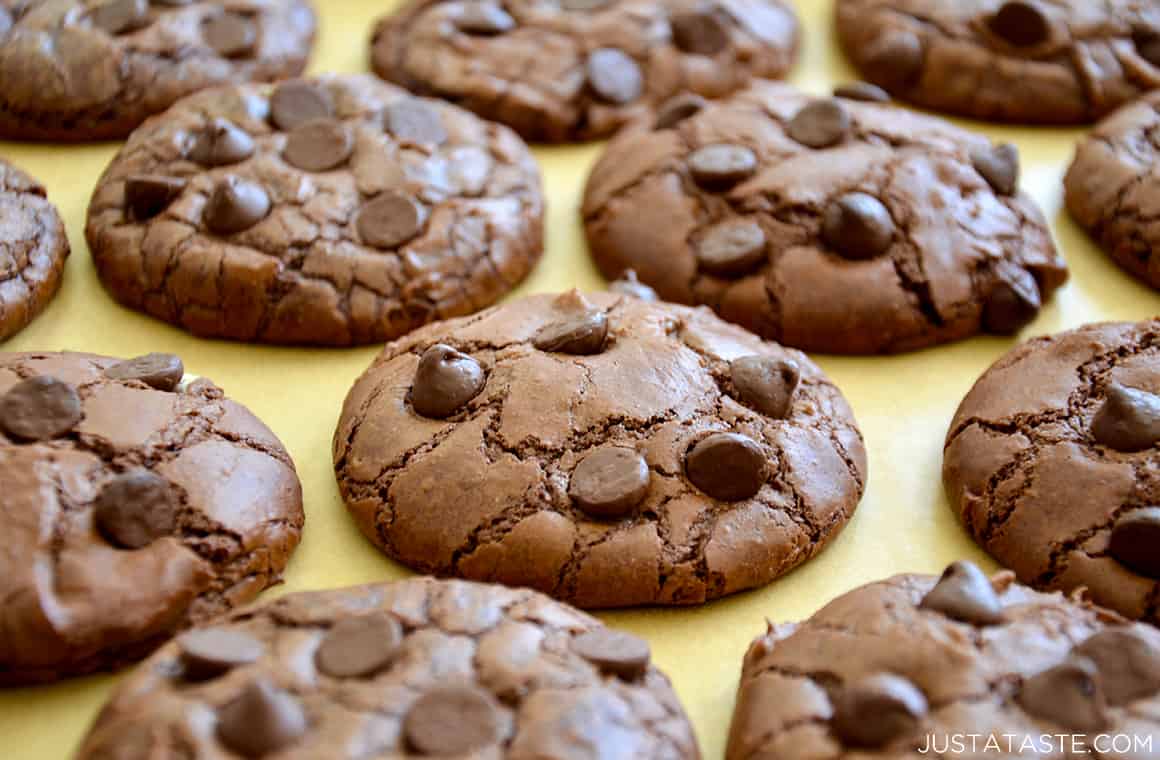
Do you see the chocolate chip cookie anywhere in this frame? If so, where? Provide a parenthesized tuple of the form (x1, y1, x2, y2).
(370, 0, 800, 143)
(582, 80, 1066, 354)
(76, 577, 701, 759)
(333, 290, 867, 608)
(944, 320, 1160, 625)
(0, 0, 316, 141)
(0, 350, 303, 685)
(0, 158, 69, 342)
(726, 560, 1160, 759)
(85, 74, 544, 346)
(836, 0, 1160, 124)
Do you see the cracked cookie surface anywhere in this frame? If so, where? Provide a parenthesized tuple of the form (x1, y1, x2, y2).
(0, 350, 303, 685)
(0, 158, 69, 342)
(836, 0, 1160, 125)
(370, 0, 800, 143)
(76, 577, 701, 759)
(333, 291, 867, 609)
(582, 80, 1066, 354)
(726, 564, 1160, 760)
(85, 73, 544, 346)
(0, 0, 316, 141)
(1065, 91, 1160, 290)
(944, 320, 1160, 625)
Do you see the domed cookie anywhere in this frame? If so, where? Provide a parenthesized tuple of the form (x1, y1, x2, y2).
(0, 0, 316, 141)
(0, 350, 303, 684)
(944, 320, 1160, 624)
(836, 0, 1160, 124)
(370, 0, 800, 142)
(85, 74, 544, 345)
(333, 290, 867, 608)
(75, 577, 701, 759)
(582, 80, 1066, 354)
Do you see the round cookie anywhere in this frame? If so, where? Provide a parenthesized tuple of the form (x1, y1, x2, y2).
(836, 0, 1160, 125)
(1065, 91, 1160, 290)
(582, 80, 1067, 354)
(726, 561, 1160, 759)
(0, 0, 316, 141)
(370, 0, 800, 143)
(944, 320, 1160, 625)
(0, 350, 303, 685)
(85, 74, 544, 346)
(76, 578, 700, 759)
(333, 290, 867, 609)
(0, 158, 69, 341)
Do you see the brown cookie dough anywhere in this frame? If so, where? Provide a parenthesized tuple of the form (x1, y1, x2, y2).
(333, 290, 867, 609)
(1065, 91, 1160, 290)
(582, 80, 1066, 355)
(370, 0, 800, 143)
(944, 320, 1160, 626)
(0, 0, 316, 142)
(0, 350, 303, 685)
(85, 74, 544, 346)
(0, 158, 69, 342)
(75, 577, 701, 759)
(836, 0, 1160, 125)
(726, 561, 1160, 760)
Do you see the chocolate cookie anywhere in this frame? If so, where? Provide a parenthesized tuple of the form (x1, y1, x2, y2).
(944, 320, 1160, 625)
(333, 290, 867, 608)
(0, 350, 303, 684)
(76, 577, 701, 759)
(0, 0, 316, 141)
(582, 81, 1066, 354)
(1065, 91, 1160, 289)
(0, 158, 69, 342)
(836, 0, 1160, 124)
(85, 74, 544, 346)
(726, 561, 1160, 759)
(370, 0, 800, 143)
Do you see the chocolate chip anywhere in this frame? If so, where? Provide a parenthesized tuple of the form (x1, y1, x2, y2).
(411, 344, 486, 419)
(730, 356, 799, 419)
(822, 192, 894, 260)
(608, 270, 658, 300)
(178, 628, 264, 681)
(124, 174, 186, 221)
(864, 29, 923, 88)
(105, 353, 185, 391)
(654, 92, 706, 129)
(0, 376, 82, 442)
(93, 470, 180, 550)
(202, 12, 255, 58)
(696, 219, 767, 276)
(988, 1, 1050, 48)
(685, 432, 766, 501)
(270, 80, 334, 131)
(204, 177, 270, 235)
(671, 9, 729, 56)
(971, 142, 1019, 195)
(188, 119, 254, 167)
(833, 81, 890, 103)
(786, 99, 850, 149)
(1135, 29, 1160, 68)
(314, 613, 403, 679)
(404, 686, 502, 755)
(455, 3, 515, 35)
(569, 447, 650, 519)
(92, 0, 148, 35)
(832, 673, 928, 748)
(982, 264, 1040, 335)
(1018, 658, 1110, 732)
(688, 144, 758, 190)
(1076, 628, 1160, 705)
(533, 311, 608, 355)
(283, 118, 352, 172)
(216, 679, 308, 758)
(356, 191, 427, 249)
(1091, 385, 1160, 452)
(572, 629, 651, 680)
(1108, 508, 1160, 578)
(919, 560, 1005, 626)
(586, 48, 643, 105)
(385, 99, 447, 145)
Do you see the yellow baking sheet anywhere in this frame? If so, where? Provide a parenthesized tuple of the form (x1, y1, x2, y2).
(1, 1, 1156, 757)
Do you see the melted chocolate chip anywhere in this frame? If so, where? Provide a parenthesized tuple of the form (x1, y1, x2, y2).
(315, 613, 403, 678)
(833, 81, 890, 103)
(93, 470, 180, 550)
(919, 560, 1005, 626)
(786, 99, 850, 149)
(654, 92, 707, 130)
(981, 265, 1040, 335)
(988, 1, 1050, 48)
(204, 177, 270, 235)
(822, 192, 895, 260)
(356, 191, 427, 249)
(216, 679, 308, 758)
(569, 447, 650, 518)
(832, 673, 928, 748)
(730, 356, 799, 419)
(385, 99, 447, 145)
(671, 9, 729, 56)
(1091, 385, 1160, 452)
(688, 143, 758, 189)
(971, 142, 1020, 196)
(533, 311, 609, 354)
(188, 119, 254, 167)
(404, 686, 502, 755)
(1108, 508, 1160, 578)
(586, 48, 643, 105)
(1018, 658, 1110, 732)
(1075, 628, 1160, 705)
(411, 344, 487, 419)
(178, 628, 264, 681)
(92, 0, 148, 36)
(696, 219, 766, 276)
(455, 3, 515, 35)
(124, 175, 187, 221)
(270, 80, 335, 131)
(283, 118, 353, 172)
(685, 432, 766, 501)
(864, 29, 924, 87)
(572, 629, 651, 680)
(0, 376, 82, 442)
(105, 353, 184, 391)
(202, 12, 255, 58)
